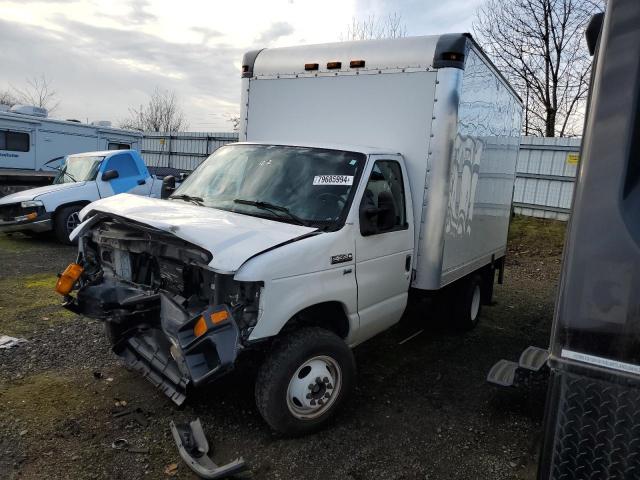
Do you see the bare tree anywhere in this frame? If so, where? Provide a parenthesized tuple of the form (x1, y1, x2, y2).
(11, 75, 60, 113)
(342, 13, 407, 41)
(474, 0, 605, 137)
(0, 90, 18, 108)
(120, 88, 188, 132)
(226, 114, 240, 132)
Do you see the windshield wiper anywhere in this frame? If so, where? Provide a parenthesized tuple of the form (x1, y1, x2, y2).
(169, 194, 204, 206)
(233, 199, 312, 227)
(50, 166, 77, 183)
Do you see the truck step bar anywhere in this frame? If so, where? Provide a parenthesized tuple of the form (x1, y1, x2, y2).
(487, 346, 549, 388)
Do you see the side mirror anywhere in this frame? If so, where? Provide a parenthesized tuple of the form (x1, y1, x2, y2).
(161, 175, 176, 199)
(101, 169, 119, 181)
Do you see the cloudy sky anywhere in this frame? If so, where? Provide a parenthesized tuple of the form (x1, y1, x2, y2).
(0, 0, 484, 131)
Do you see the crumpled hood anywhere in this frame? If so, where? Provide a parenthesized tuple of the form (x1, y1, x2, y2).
(75, 193, 318, 273)
(0, 182, 87, 205)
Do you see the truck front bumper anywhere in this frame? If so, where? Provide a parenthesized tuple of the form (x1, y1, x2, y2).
(64, 285, 241, 406)
(0, 213, 53, 233)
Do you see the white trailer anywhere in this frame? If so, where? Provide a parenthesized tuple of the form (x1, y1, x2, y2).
(62, 33, 522, 436)
(0, 105, 142, 195)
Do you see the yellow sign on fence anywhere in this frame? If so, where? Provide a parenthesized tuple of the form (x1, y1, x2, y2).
(566, 152, 580, 165)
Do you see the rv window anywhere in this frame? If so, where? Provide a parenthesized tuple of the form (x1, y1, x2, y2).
(108, 142, 131, 150)
(0, 130, 30, 152)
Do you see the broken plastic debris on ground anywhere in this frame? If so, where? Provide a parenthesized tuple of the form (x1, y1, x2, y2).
(0, 335, 27, 349)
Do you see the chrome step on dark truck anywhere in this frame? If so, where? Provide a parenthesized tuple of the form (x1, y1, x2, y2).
(487, 346, 549, 387)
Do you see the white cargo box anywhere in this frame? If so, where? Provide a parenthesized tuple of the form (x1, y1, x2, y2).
(240, 34, 522, 290)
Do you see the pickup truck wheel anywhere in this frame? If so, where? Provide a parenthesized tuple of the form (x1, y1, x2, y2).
(255, 327, 355, 436)
(54, 206, 82, 244)
(452, 274, 483, 331)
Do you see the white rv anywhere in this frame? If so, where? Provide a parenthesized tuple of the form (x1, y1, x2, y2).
(0, 105, 142, 195)
(60, 34, 522, 436)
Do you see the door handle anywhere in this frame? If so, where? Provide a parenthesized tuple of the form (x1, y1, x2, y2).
(405, 255, 412, 272)
(343, 268, 353, 275)
(137, 179, 146, 185)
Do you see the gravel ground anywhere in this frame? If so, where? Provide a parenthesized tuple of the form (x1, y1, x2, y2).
(0, 216, 566, 480)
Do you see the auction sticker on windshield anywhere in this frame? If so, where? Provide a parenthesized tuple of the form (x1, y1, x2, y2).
(313, 175, 354, 186)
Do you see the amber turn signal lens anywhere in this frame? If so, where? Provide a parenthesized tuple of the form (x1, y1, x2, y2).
(26, 212, 37, 220)
(194, 316, 208, 338)
(210, 310, 229, 324)
(55, 263, 84, 295)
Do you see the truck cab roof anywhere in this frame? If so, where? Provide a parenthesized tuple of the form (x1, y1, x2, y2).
(68, 149, 137, 158)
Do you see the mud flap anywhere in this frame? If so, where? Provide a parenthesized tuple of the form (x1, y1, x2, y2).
(170, 418, 247, 479)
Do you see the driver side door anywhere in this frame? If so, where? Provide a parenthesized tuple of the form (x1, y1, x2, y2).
(96, 152, 151, 198)
(355, 155, 414, 340)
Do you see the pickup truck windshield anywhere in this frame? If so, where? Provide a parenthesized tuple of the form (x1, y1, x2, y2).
(53, 155, 104, 184)
(172, 144, 365, 229)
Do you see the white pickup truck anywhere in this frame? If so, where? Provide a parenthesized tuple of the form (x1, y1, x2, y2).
(57, 34, 522, 435)
(0, 150, 177, 243)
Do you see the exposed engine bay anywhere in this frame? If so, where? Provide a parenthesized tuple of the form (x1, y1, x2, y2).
(63, 216, 262, 405)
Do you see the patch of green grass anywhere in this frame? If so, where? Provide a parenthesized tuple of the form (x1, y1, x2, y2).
(508, 214, 567, 255)
(0, 273, 75, 336)
(0, 233, 33, 253)
(0, 372, 91, 430)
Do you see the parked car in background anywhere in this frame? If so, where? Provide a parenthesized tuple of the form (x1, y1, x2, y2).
(0, 150, 179, 243)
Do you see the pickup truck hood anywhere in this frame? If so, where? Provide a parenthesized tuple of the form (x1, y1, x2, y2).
(77, 193, 318, 273)
(0, 182, 87, 205)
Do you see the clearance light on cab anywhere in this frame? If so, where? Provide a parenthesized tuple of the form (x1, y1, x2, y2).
(55, 263, 84, 295)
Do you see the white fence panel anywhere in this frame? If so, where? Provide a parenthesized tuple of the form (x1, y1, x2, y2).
(140, 132, 238, 171)
(513, 136, 581, 221)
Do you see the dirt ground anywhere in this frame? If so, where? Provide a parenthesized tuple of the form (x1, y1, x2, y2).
(0, 215, 567, 480)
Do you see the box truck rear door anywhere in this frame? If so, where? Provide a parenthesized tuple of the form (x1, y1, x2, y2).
(355, 156, 414, 340)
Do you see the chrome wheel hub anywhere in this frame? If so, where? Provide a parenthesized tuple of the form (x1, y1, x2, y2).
(66, 211, 81, 233)
(286, 355, 342, 420)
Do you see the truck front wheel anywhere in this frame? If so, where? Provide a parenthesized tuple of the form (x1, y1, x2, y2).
(54, 205, 83, 244)
(255, 327, 355, 436)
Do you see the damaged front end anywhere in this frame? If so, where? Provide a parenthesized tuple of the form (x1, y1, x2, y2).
(60, 217, 262, 405)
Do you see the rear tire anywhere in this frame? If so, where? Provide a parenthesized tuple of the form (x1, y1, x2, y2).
(54, 205, 83, 245)
(452, 274, 483, 331)
(255, 327, 355, 436)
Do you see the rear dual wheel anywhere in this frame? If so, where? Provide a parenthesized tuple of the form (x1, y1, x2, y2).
(452, 274, 483, 331)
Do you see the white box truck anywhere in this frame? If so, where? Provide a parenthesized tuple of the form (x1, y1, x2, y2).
(0, 105, 142, 196)
(58, 33, 522, 435)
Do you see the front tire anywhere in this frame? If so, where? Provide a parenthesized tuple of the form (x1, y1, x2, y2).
(255, 327, 355, 436)
(54, 205, 83, 244)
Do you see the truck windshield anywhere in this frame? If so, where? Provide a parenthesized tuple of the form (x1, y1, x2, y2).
(53, 155, 104, 184)
(172, 144, 366, 229)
